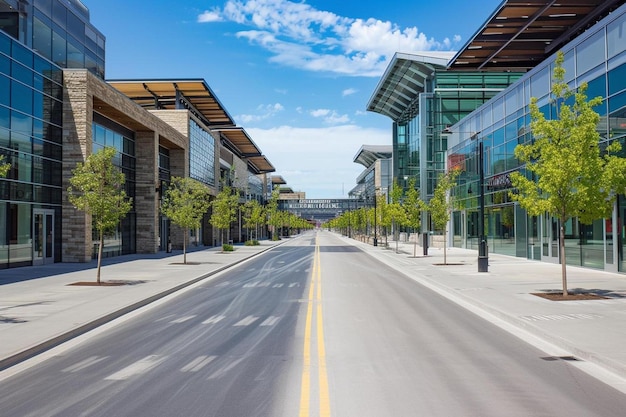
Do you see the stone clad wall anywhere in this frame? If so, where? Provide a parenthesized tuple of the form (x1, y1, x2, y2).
(62, 70, 92, 262)
(62, 69, 189, 262)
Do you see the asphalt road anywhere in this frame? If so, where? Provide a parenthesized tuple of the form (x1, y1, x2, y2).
(2, 230, 626, 416)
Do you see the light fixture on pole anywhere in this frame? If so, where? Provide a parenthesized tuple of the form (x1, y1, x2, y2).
(442, 127, 488, 272)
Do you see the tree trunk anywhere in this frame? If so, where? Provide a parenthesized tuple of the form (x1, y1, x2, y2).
(560, 222, 568, 296)
(183, 227, 188, 264)
(97, 231, 104, 284)
(443, 229, 448, 265)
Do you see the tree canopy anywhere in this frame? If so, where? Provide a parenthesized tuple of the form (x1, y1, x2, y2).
(510, 51, 626, 295)
(68, 147, 132, 283)
(161, 176, 211, 263)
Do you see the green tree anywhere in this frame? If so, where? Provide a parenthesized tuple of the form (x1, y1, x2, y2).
(68, 147, 132, 283)
(510, 51, 626, 296)
(0, 154, 10, 177)
(404, 178, 423, 257)
(428, 168, 460, 265)
(389, 179, 408, 253)
(266, 187, 281, 240)
(210, 185, 239, 250)
(243, 199, 265, 242)
(161, 176, 211, 264)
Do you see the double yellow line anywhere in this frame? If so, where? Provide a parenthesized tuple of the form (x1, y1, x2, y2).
(299, 236, 331, 417)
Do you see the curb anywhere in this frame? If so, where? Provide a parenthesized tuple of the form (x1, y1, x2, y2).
(0, 243, 279, 372)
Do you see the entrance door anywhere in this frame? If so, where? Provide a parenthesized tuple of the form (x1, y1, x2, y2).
(33, 209, 54, 265)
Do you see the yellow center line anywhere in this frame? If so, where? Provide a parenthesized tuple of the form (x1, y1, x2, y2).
(299, 235, 331, 417)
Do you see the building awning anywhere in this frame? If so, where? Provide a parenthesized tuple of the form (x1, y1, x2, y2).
(272, 175, 287, 185)
(448, 0, 624, 71)
(216, 127, 262, 157)
(247, 155, 275, 174)
(108, 79, 235, 126)
(353, 145, 393, 168)
(367, 52, 454, 123)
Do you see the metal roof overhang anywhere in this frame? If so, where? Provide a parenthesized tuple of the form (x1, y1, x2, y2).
(214, 127, 275, 173)
(448, 0, 625, 71)
(353, 145, 393, 168)
(248, 155, 275, 174)
(108, 79, 235, 126)
(272, 175, 287, 185)
(216, 127, 262, 157)
(367, 52, 454, 123)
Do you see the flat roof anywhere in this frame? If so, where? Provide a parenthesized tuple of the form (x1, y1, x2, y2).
(448, 0, 624, 71)
(367, 52, 454, 123)
(108, 79, 235, 126)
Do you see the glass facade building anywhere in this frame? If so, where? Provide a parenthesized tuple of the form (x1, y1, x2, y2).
(446, 3, 626, 273)
(368, 53, 522, 233)
(0, 0, 104, 268)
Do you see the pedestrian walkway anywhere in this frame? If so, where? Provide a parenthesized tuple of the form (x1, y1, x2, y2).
(3, 231, 626, 388)
(0, 241, 281, 371)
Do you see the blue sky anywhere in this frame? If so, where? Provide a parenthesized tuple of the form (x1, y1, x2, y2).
(82, 0, 502, 199)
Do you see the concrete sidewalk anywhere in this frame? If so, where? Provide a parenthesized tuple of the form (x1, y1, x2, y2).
(347, 235, 626, 381)
(0, 240, 282, 370)
(3, 231, 626, 385)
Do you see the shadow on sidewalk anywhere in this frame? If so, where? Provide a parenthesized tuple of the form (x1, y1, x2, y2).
(0, 244, 217, 286)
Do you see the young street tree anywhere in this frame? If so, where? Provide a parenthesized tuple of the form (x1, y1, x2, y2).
(266, 187, 281, 240)
(161, 176, 211, 264)
(210, 185, 239, 249)
(389, 178, 408, 253)
(404, 178, 423, 257)
(428, 168, 460, 265)
(242, 199, 265, 243)
(510, 51, 626, 296)
(68, 147, 132, 284)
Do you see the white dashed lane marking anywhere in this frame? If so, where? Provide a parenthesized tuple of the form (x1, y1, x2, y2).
(62, 356, 109, 373)
(260, 316, 280, 326)
(181, 355, 216, 373)
(105, 355, 166, 381)
(202, 315, 226, 324)
(233, 316, 259, 326)
(170, 315, 196, 323)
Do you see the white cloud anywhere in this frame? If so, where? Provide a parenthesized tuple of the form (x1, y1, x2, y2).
(310, 108, 331, 117)
(342, 88, 357, 96)
(236, 102, 284, 123)
(199, 0, 462, 77)
(198, 10, 222, 23)
(247, 125, 389, 198)
(310, 108, 350, 124)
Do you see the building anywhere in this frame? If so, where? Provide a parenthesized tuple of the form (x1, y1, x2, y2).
(349, 144, 392, 203)
(0, 0, 276, 268)
(367, 52, 523, 233)
(445, 0, 626, 273)
(368, 0, 626, 274)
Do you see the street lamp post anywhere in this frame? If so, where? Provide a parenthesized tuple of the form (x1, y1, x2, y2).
(373, 191, 378, 246)
(442, 127, 488, 272)
(477, 140, 488, 272)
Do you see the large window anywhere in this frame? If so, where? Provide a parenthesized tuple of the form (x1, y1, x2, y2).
(189, 119, 216, 187)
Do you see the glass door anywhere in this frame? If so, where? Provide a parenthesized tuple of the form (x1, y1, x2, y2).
(33, 209, 54, 265)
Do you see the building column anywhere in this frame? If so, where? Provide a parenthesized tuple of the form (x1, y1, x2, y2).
(135, 131, 159, 254)
(62, 70, 92, 262)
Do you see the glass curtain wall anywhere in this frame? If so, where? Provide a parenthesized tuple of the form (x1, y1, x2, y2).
(92, 115, 136, 258)
(0, 31, 63, 268)
(447, 5, 626, 271)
